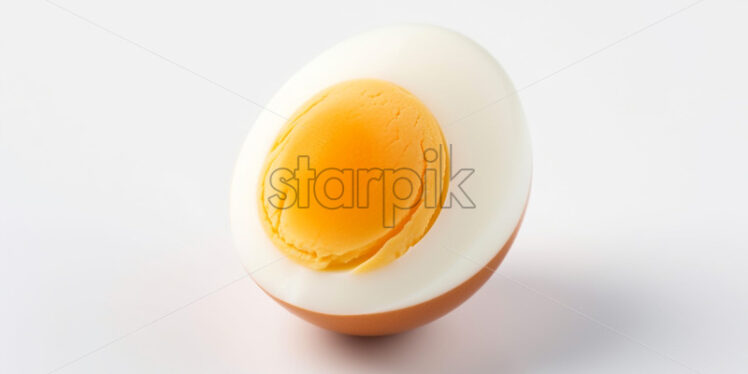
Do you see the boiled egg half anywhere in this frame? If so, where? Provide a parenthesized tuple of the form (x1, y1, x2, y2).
(230, 25, 531, 335)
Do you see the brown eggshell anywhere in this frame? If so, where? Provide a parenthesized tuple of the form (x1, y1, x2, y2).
(260, 205, 527, 336)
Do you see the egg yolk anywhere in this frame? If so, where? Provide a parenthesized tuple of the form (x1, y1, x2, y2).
(258, 79, 449, 272)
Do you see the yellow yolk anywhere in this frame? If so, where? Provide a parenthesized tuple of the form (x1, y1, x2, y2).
(258, 79, 449, 272)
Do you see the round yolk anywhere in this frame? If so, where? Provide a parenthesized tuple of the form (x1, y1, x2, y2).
(258, 79, 449, 272)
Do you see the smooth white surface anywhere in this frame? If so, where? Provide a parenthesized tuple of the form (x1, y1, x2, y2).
(230, 25, 532, 314)
(2, 0, 747, 373)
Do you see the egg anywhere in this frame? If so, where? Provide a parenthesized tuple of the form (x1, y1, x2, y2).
(230, 24, 532, 336)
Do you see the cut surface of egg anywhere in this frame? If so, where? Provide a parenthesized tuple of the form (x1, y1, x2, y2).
(231, 24, 532, 335)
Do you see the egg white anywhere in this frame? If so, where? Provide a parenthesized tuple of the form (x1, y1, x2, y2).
(230, 24, 531, 315)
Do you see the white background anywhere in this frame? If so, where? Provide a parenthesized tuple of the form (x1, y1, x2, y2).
(2, 0, 747, 373)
